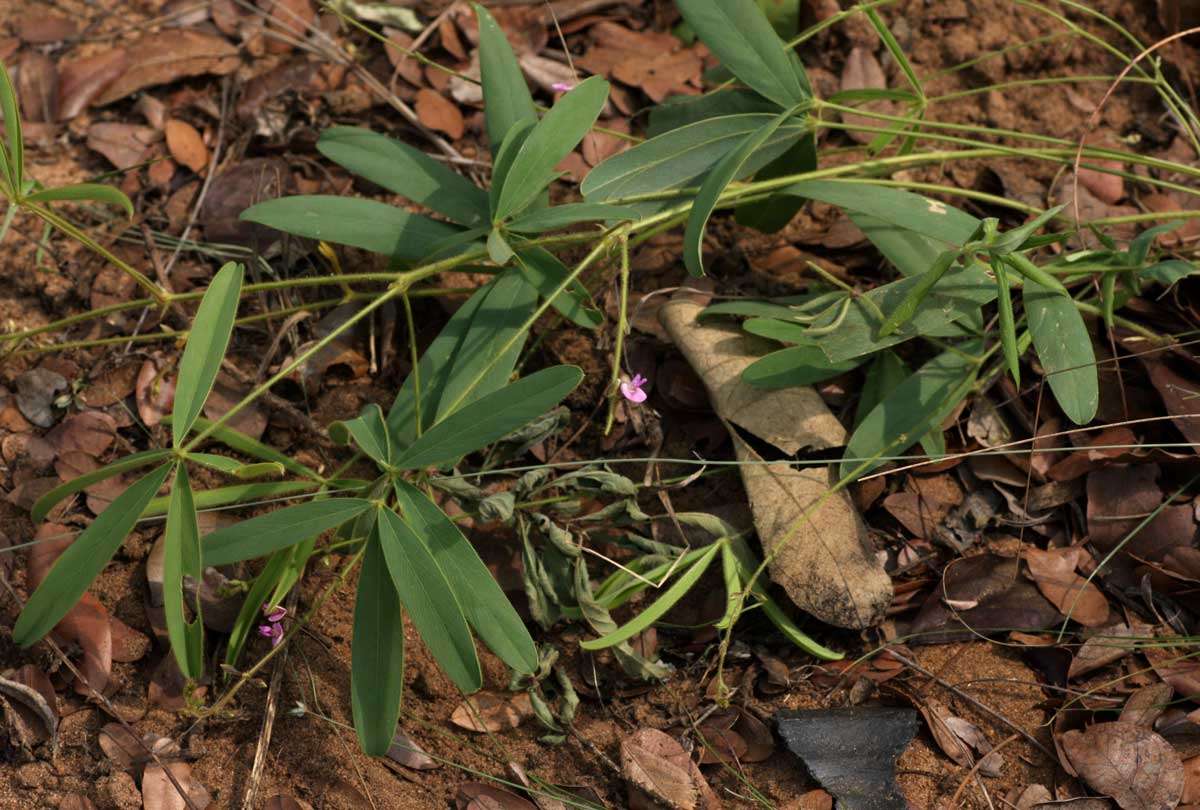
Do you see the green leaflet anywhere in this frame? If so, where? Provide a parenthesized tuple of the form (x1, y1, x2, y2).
(877, 248, 961, 337)
(224, 549, 291, 669)
(31, 448, 171, 523)
(473, 3, 537, 154)
(202, 499, 374, 566)
(172, 261, 243, 447)
(144, 480, 324, 519)
(393, 365, 584, 471)
(0, 60, 23, 191)
(240, 195, 462, 262)
(676, 0, 809, 109)
(377, 507, 481, 693)
(184, 416, 321, 480)
(853, 350, 908, 430)
(993, 260, 1021, 386)
(743, 346, 862, 389)
(506, 202, 637, 233)
(489, 118, 536, 219)
(1023, 277, 1099, 425)
(317, 127, 488, 228)
(486, 226, 515, 265)
(581, 114, 807, 204)
(330, 403, 392, 466)
(14, 463, 173, 646)
(513, 247, 603, 330)
(841, 345, 980, 480)
(352, 529, 406, 756)
(735, 132, 816, 233)
(186, 453, 284, 480)
(163, 464, 204, 678)
(24, 183, 134, 218)
(684, 107, 798, 276)
(492, 76, 610, 222)
(387, 272, 536, 447)
(579, 542, 722, 650)
(647, 89, 776, 136)
(393, 479, 537, 674)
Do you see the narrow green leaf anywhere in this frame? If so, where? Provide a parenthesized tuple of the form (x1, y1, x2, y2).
(743, 346, 862, 388)
(781, 181, 980, 247)
(186, 453, 284, 480)
(14, 463, 173, 646)
(864, 7, 922, 99)
(0, 60, 23, 191)
(144, 480, 324, 519)
(486, 227, 514, 265)
(989, 205, 1065, 255)
(684, 108, 798, 276)
(647, 89, 776, 136)
(582, 114, 806, 204)
(24, 183, 134, 218)
(394, 366, 583, 470)
(377, 508, 481, 692)
(676, 0, 809, 109)
(317, 127, 488, 227)
(743, 316, 822, 344)
(473, 3, 537, 154)
(202, 499, 374, 567)
(1143, 259, 1198, 287)
(1004, 252, 1069, 296)
(506, 202, 637, 234)
(31, 449, 171, 523)
(387, 272, 536, 446)
(163, 465, 204, 678)
(172, 261, 243, 447)
(735, 132, 815, 233)
(994, 260, 1021, 386)
(513, 247, 603, 330)
(1023, 277, 1098, 425)
(489, 118, 536, 218)
(841, 346, 979, 480)
(330, 403, 391, 465)
(184, 416, 320, 480)
(352, 530, 406, 755)
(877, 248, 960, 337)
(393, 480, 537, 674)
(224, 549, 291, 669)
(240, 196, 462, 262)
(853, 350, 908, 429)
(494, 76, 610, 222)
(579, 542, 722, 650)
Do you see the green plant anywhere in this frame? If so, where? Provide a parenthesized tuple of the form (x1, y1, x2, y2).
(8, 0, 1200, 760)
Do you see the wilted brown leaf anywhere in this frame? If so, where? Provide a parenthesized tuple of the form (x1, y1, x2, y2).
(1068, 623, 1151, 679)
(577, 23, 701, 102)
(94, 30, 239, 106)
(136, 358, 175, 427)
(58, 49, 129, 120)
(46, 411, 116, 458)
(416, 89, 465, 139)
(0, 672, 57, 751)
(80, 360, 140, 408)
(259, 0, 315, 54)
(1120, 683, 1173, 728)
(451, 692, 532, 733)
(165, 119, 209, 173)
(1060, 721, 1183, 809)
(87, 122, 160, 170)
(621, 728, 698, 810)
(142, 761, 211, 810)
(1023, 546, 1110, 627)
(1142, 359, 1200, 452)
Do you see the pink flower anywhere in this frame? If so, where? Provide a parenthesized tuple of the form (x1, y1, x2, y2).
(262, 603, 287, 623)
(258, 621, 284, 646)
(551, 81, 575, 93)
(620, 373, 648, 404)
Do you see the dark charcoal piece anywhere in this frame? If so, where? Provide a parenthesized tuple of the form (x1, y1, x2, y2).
(775, 707, 918, 809)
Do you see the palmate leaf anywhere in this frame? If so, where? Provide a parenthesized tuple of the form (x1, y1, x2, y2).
(392, 365, 584, 471)
(163, 465, 204, 678)
(492, 76, 610, 222)
(393, 480, 537, 674)
(172, 261, 244, 447)
(675, 0, 810, 109)
(352, 528, 406, 756)
(377, 507, 481, 693)
(14, 462, 173, 646)
(202, 498, 374, 566)
(1023, 277, 1098, 425)
(240, 195, 462, 262)
(317, 127, 488, 228)
(841, 345, 981, 480)
(473, 3, 537, 154)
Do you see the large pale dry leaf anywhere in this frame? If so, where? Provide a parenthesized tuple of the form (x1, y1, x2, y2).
(58, 49, 128, 120)
(1120, 683, 1174, 728)
(454, 782, 537, 809)
(387, 729, 439, 770)
(1023, 546, 1110, 627)
(142, 761, 211, 810)
(1068, 623, 1151, 679)
(451, 692, 532, 733)
(660, 295, 888, 629)
(1060, 721, 1183, 810)
(620, 728, 697, 810)
(87, 122, 160, 170)
(94, 30, 239, 106)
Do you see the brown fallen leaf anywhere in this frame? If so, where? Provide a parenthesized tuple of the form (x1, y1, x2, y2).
(1060, 721, 1183, 809)
(1068, 622, 1152, 679)
(263, 798, 315, 810)
(87, 122, 160, 170)
(94, 30, 239, 106)
(1183, 754, 1200, 804)
(387, 729, 439, 770)
(416, 88, 466, 140)
(16, 12, 77, 43)
(694, 724, 747, 765)
(136, 358, 175, 427)
(58, 797, 98, 810)
(1120, 683, 1174, 728)
(142, 761, 211, 810)
(58, 50, 129, 121)
(660, 293, 889, 629)
(259, 0, 316, 54)
(454, 782, 537, 810)
(621, 728, 698, 810)
(451, 692, 532, 733)
(165, 119, 209, 173)
(577, 23, 701, 102)
(80, 361, 141, 409)
(1023, 546, 1110, 627)
(0, 672, 57, 752)
(17, 52, 58, 123)
(46, 411, 117, 458)
(839, 46, 893, 145)
(1142, 358, 1200, 452)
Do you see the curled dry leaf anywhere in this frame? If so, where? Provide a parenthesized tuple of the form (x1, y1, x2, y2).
(1023, 546, 1110, 627)
(94, 30, 239, 106)
(1061, 721, 1184, 810)
(451, 692, 533, 733)
(165, 119, 209, 173)
(0, 672, 58, 752)
(660, 294, 890, 629)
(416, 88, 466, 140)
